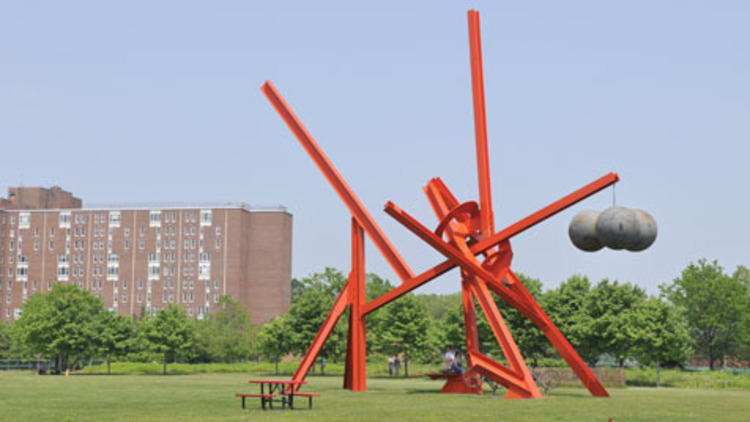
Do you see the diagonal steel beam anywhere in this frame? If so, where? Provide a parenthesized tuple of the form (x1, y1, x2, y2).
(262, 81, 415, 283)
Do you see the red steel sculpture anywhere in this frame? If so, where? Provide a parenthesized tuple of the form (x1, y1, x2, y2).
(262, 10, 614, 398)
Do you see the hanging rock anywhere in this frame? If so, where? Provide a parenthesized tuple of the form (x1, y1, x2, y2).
(569, 210, 604, 252)
(627, 209, 657, 251)
(595, 206, 640, 250)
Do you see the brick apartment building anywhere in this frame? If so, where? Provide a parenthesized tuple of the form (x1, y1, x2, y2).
(0, 186, 291, 324)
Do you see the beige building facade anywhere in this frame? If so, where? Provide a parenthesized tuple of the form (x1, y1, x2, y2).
(0, 187, 291, 324)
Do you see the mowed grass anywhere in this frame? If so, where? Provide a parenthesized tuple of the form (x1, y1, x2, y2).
(2, 371, 749, 422)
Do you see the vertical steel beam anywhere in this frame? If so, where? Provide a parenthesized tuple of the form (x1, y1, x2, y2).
(262, 81, 415, 283)
(344, 218, 367, 391)
(467, 10, 495, 238)
(460, 278, 480, 367)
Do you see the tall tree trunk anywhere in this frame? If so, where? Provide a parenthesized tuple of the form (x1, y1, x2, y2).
(404, 352, 409, 378)
(655, 359, 660, 388)
(163, 354, 168, 375)
(274, 356, 279, 375)
(709, 345, 714, 370)
(107, 355, 111, 375)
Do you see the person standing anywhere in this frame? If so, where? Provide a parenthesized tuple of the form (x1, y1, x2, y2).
(388, 355, 395, 376)
(394, 354, 402, 376)
(443, 347, 456, 374)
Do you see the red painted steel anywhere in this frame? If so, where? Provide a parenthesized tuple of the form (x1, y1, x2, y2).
(264, 9, 615, 398)
(343, 218, 367, 391)
(468, 10, 495, 239)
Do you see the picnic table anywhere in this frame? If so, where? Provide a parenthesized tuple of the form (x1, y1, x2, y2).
(237, 379, 314, 410)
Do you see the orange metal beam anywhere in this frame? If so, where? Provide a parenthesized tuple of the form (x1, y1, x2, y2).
(343, 218, 367, 391)
(261, 81, 415, 283)
(467, 10, 495, 239)
(461, 278, 480, 362)
(506, 270, 609, 397)
(468, 350, 532, 395)
(472, 172, 619, 252)
(362, 173, 618, 315)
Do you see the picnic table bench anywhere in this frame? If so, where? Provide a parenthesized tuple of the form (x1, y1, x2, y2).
(235, 393, 278, 410)
(236, 379, 320, 410)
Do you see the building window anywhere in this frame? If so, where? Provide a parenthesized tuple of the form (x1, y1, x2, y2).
(19, 212, 30, 229)
(59, 212, 72, 228)
(109, 211, 121, 228)
(149, 211, 161, 227)
(200, 210, 212, 226)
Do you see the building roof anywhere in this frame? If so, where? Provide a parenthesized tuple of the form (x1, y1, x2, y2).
(0, 202, 288, 214)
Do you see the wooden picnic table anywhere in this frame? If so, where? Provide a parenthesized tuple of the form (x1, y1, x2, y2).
(247, 379, 307, 409)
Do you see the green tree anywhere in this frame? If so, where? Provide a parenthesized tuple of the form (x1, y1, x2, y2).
(414, 292, 461, 321)
(139, 305, 195, 375)
(257, 316, 293, 374)
(661, 259, 748, 369)
(0, 322, 14, 359)
(287, 268, 349, 363)
(580, 279, 647, 366)
(544, 275, 596, 363)
(375, 294, 429, 377)
(95, 312, 133, 374)
(631, 298, 693, 387)
(195, 296, 257, 362)
(15, 284, 104, 372)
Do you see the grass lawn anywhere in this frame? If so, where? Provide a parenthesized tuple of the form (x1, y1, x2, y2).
(2, 371, 749, 421)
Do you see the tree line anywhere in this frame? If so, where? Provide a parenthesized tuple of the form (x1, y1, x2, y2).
(1, 259, 748, 383)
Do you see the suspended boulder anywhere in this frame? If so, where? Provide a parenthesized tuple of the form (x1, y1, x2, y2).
(627, 209, 657, 251)
(569, 210, 604, 252)
(595, 206, 640, 250)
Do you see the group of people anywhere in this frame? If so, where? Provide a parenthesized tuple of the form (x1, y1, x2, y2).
(385, 346, 463, 376)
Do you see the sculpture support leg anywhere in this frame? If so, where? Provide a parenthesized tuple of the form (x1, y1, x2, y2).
(465, 276, 541, 398)
(505, 271, 609, 397)
(344, 219, 367, 391)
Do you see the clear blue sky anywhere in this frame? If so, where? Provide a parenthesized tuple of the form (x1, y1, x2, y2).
(2, 1, 748, 294)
